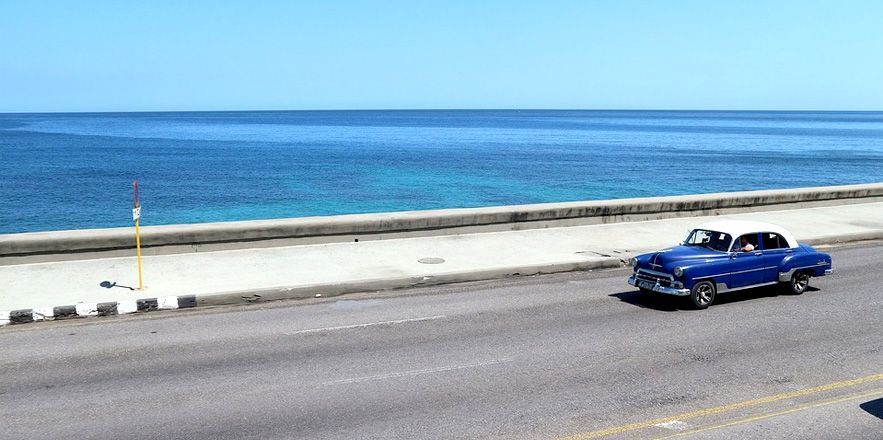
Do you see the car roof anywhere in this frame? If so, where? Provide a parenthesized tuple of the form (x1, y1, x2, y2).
(693, 220, 798, 248)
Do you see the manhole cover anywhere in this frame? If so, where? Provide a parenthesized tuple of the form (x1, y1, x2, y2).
(418, 257, 446, 264)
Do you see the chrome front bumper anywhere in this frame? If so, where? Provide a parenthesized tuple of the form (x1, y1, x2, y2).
(628, 275, 691, 296)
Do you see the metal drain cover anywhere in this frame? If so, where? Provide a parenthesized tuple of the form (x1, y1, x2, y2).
(418, 257, 445, 264)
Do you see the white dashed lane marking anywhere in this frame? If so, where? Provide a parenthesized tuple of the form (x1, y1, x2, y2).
(655, 420, 691, 430)
(322, 359, 513, 386)
(284, 315, 447, 336)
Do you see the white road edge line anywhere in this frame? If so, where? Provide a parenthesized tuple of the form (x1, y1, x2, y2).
(323, 358, 513, 386)
(285, 315, 447, 336)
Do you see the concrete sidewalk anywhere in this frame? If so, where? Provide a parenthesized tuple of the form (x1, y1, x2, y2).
(2, 202, 882, 315)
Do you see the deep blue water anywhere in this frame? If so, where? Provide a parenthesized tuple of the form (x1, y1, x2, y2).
(1, 110, 882, 234)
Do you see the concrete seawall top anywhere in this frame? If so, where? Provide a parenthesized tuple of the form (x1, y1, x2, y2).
(2, 182, 882, 262)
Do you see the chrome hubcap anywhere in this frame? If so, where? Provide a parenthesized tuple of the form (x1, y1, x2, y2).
(793, 273, 809, 290)
(696, 284, 713, 304)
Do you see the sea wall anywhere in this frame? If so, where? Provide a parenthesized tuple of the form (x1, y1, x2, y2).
(2, 182, 882, 264)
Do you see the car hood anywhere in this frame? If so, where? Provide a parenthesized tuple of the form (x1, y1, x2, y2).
(639, 245, 725, 271)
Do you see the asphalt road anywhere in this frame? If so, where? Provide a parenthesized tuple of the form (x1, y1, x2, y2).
(1, 242, 881, 439)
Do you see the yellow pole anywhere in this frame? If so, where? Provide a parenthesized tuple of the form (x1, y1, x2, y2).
(135, 217, 143, 290)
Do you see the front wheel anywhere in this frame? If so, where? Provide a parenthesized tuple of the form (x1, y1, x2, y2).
(788, 271, 810, 295)
(690, 280, 716, 309)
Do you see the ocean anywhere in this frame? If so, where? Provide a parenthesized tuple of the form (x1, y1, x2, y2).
(1, 110, 882, 234)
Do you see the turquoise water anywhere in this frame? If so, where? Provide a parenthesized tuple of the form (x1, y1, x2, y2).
(1, 110, 882, 233)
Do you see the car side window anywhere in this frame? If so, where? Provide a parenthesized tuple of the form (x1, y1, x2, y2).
(762, 232, 785, 250)
(733, 233, 759, 252)
(732, 233, 759, 252)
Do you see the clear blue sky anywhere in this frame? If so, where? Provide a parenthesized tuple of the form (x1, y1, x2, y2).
(1, 0, 881, 112)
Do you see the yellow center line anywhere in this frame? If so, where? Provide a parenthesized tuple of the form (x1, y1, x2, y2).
(653, 387, 883, 439)
(558, 372, 883, 440)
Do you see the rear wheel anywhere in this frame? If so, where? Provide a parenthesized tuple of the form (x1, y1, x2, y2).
(788, 271, 810, 295)
(690, 281, 716, 309)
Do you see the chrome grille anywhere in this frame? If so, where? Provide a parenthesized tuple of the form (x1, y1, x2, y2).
(635, 269, 674, 287)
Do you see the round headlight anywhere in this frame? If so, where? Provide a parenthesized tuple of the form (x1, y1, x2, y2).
(673, 266, 684, 277)
(629, 257, 638, 268)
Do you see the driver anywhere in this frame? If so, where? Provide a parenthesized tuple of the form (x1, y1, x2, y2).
(738, 236, 755, 252)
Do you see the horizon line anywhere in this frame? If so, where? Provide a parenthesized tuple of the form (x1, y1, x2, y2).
(2, 107, 883, 115)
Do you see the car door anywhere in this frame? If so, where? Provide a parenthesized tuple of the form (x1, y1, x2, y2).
(761, 232, 791, 283)
(728, 233, 764, 288)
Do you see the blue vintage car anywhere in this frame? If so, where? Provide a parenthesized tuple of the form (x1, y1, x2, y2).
(627, 220, 833, 308)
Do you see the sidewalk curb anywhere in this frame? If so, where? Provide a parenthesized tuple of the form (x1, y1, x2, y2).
(0, 259, 624, 328)
(2, 232, 881, 328)
(802, 231, 883, 246)
(195, 258, 627, 307)
(2, 295, 197, 326)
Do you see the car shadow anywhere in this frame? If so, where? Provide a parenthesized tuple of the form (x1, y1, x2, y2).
(609, 290, 683, 312)
(610, 285, 821, 311)
(860, 397, 883, 420)
(717, 285, 821, 306)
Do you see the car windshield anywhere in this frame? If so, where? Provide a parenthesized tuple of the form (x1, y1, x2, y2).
(683, 229, 732, 252)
